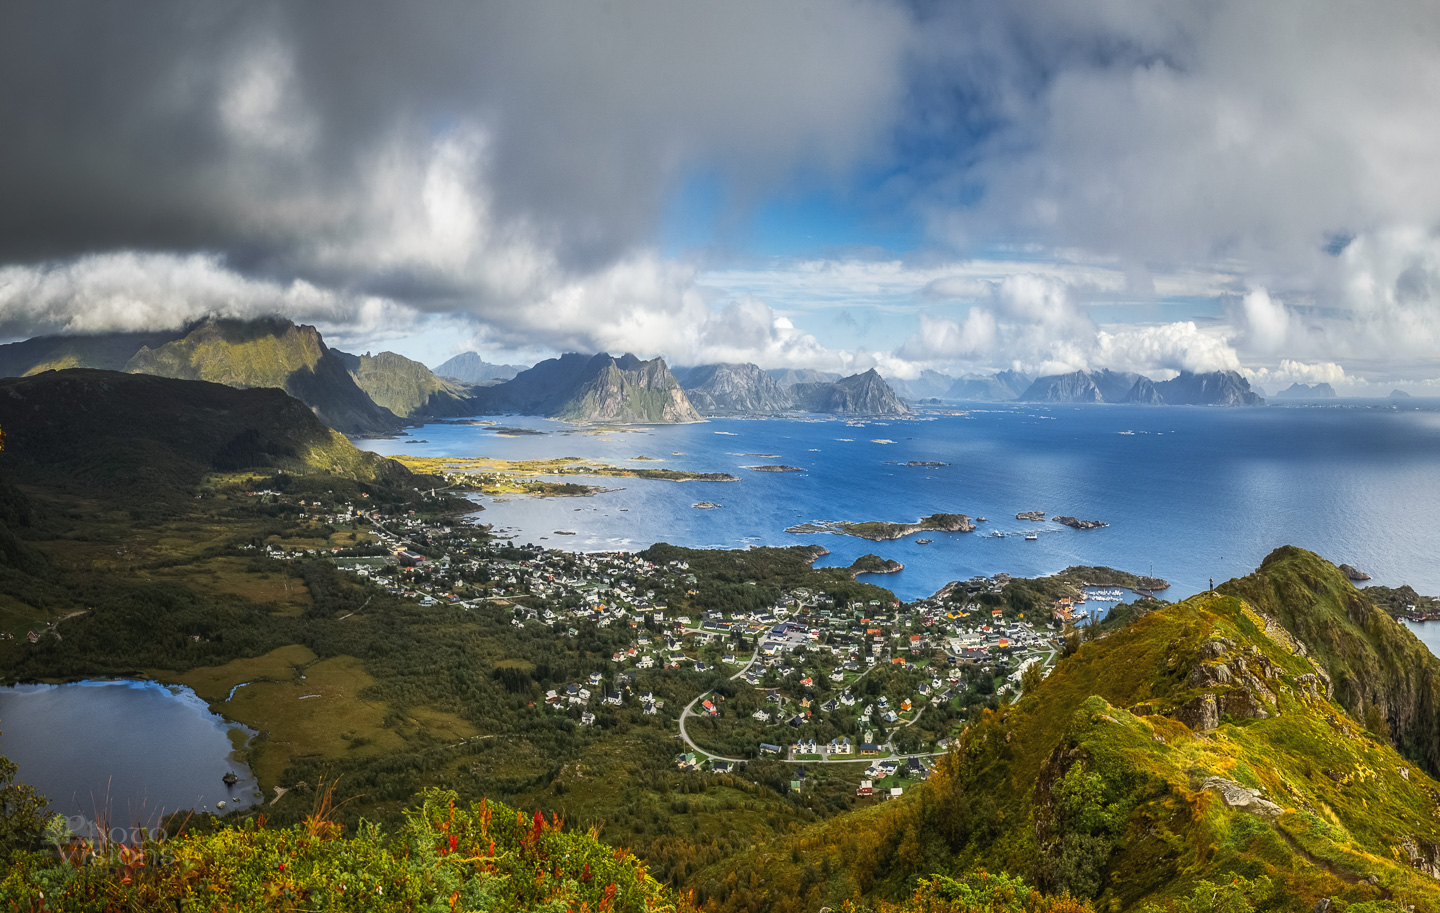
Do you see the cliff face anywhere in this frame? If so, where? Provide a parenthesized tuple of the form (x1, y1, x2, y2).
(1123, 376, 1163, 403)
(125, 318, 403, 435)
(1153, 370, 1264, 405)
(1021, 369, 1264, 406)
(679, 363, 794, 414)
(335, 350, 480, 419)
(1019, 370, 1105, 403)
(790, 368, 909, 415)
(475, 352, 700, 423)
(553, 354, 701, 423)
(766, 367, 840, 387)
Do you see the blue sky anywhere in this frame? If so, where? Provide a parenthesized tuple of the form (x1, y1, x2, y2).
(1, 1, 1438, 392)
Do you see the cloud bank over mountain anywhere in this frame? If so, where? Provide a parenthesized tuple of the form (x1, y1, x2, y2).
(1, 1, 1438, 390)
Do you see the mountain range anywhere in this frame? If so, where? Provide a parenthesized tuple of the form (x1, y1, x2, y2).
(0, 319, 1286, 435)
(672, 363, 910, 416)
(432, 351, 527, 384)
(1018, 369, 1266, 406)
(1273, 381, 1338, 399)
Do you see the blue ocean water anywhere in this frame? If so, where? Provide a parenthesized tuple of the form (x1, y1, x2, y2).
(355, 401, 1440, 604)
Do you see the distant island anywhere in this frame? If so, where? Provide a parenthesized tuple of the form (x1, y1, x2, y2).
(1053, 516, 1108, 530)
(847, 554, 904, 576)
(747, 465, 803, 473)
(787, 512, 975, 541)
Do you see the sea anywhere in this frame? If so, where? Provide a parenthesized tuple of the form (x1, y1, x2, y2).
(354, 400, 1440, 608)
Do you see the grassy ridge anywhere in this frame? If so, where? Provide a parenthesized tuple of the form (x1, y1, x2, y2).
(1220, 546, 1440, 777)
(689, 555, 1440, 912)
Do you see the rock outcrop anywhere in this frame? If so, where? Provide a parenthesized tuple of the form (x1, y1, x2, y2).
(1201, 777, 1283, 816)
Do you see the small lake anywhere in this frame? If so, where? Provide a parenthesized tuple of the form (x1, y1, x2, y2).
(0, 680, 261, 835)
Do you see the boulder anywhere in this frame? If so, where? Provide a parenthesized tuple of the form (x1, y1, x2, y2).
(1201, 776, 1282, 816)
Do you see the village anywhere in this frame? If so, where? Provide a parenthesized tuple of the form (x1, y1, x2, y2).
(246, 486, 1075, 801)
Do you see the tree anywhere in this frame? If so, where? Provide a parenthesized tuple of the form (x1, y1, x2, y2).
(0, 753, 47, 854)
(1020, 660, 1045, 697)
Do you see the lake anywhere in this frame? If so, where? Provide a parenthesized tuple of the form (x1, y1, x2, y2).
(357, 400, 1440, 604)
(0, 680, 260, 835)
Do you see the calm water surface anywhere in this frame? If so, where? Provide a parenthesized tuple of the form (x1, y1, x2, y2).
(0, 680, 260, 833)
(359, 401, 1440, 604)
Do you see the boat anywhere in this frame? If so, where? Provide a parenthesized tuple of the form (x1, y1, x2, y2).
(1024, 533, 1038, 541)
(988, 531, 1004, 539)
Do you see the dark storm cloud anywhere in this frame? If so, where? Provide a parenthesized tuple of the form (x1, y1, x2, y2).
(0, 1, 911, 278)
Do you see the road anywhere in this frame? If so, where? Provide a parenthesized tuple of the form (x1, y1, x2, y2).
(674, 645, 956, 765)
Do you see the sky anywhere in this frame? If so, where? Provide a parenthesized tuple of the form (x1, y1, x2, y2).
(1, 1, 1439, 392)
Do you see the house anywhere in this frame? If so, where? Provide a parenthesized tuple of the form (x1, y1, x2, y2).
(603, 690, 623, 706)
(752, 710, 771, 723)
(856, 779, 874, 797)
(906, 757, 927, 778)
(888, 787, 904, 800)
(860, 743, 881, 756)
(580, 711, 596, 726)
(759, 743, 782, 756)
(712, 760, 733, 774)
(900, 698, 912, 712)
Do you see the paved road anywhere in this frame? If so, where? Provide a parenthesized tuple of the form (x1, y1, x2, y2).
(675, 646, 955, 765)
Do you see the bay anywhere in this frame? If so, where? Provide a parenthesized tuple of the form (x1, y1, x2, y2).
(356, 400, 1440, 604)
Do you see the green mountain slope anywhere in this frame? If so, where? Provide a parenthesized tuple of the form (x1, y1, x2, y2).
(1220, 546, 1440, 777)
(552, 354, 701, 423)
(125, 317, 402, 435)
(0, 329, 187, 377)
(334, 349, 479, 419)
(696, 550, 1440, 912)
(478, 352, 701, 423)
(0, 369, 408, 500)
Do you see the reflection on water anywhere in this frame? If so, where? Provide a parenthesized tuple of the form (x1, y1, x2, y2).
(0, 680, 260, 834)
